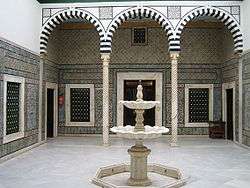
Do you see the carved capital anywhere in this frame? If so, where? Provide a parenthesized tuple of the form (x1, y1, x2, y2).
(101, 53, 110, 65)
(170, 52, 179, 61)
(40, 53, 47, 60)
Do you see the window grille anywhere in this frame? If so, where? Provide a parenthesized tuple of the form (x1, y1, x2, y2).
(6, 82, 20, 135)
(132, 28, 147, 45)
(189, 88, 209, 123)
(70, 88, 90, 122)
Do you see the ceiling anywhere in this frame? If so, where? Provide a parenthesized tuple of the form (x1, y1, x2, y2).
(37, 0, 242, 3)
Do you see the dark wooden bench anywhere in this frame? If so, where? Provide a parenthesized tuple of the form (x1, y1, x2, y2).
(208, 121, 225, 139)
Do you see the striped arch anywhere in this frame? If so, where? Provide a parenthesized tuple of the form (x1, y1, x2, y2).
(104, 6, 175, 53)
(40, 8, 105, 54)
(174, 6, 243, 54)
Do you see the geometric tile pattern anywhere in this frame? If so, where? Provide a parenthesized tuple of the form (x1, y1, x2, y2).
(43, 8, 51, 17)
(231, 6, 240, 15)
(0, 81, 3, 139)
(167, 6, 181, 19)
(99, 7, 113, 19)
(179, 28, 227, 65)
(46, 26, 238, 136)
(175, 6, 243, 54)
(40, 8, 105, 54)
(26, 84, 38, 130)
(0, 39, 40, 158)
(242, 52, 250, 146)
(40, 6, 243, 55)
(47, 29, 100, 65)
(106, 6, 174, 54)
(222, 58, 240, 141)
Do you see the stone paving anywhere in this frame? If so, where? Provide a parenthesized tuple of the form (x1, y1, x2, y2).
(0, 137, 249, 188)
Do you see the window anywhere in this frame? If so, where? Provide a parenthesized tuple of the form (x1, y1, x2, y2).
(185, 84, 213, 127)
(65, 84, 94, 126)
(132, 27, 147, 45)
(3, 75, 25, 143)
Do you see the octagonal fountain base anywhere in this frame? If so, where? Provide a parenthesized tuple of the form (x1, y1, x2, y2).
(92, 83, 188, 188)
(91, 163, 189, 188)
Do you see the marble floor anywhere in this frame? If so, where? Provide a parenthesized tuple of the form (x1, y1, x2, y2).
(0, 137, 250, 188)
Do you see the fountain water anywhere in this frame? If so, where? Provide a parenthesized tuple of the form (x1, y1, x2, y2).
(92, 83, 188, 188)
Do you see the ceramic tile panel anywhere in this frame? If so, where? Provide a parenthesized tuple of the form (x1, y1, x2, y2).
(167, 6, 181, 19)
(99, 7, 113, 19)
(46, 26, 235, 136)
(0, 39, 40, 158)
(242, 52, 250, 146)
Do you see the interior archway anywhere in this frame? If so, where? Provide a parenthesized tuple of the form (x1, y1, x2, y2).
(40, 8, 105, 54)
(175, 6, 243, 54)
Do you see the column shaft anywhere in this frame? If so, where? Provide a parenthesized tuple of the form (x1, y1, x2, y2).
(38, 54, 45, 142)
(170, 53, 179, 146)
(101, 54, 110, 146)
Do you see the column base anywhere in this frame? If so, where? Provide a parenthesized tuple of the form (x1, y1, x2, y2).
(103, 142, 110, 147)
(170, 142, 179, 147)
(127, 177, 152, 186)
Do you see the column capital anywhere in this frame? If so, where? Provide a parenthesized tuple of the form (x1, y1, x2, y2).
(101, 53, 110, 62)
(170, 52, 180, 61)
(40, 53, 47, 60)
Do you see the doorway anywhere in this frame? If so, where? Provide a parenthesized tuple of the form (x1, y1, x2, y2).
(47, 89, 54, 138)
(116, 72, 163, 127)
(123, 80, 155, 126)
(222, 82, 235, 141)
(45, 82, 58, 140)
(226, 88, 233, 140)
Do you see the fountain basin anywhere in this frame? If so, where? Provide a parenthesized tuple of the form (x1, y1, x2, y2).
(111, 125, 169, 140)
(120, 101, 160, 110)
(92, 163, 189, 188)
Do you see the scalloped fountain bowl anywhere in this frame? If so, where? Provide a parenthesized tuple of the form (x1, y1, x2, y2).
(111, 125, 169, 140)
(120, 100, 160, 110)
(92, 84, 188, 188)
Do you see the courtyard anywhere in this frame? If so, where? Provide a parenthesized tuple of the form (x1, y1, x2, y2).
(0, 137, 249, 188)
(1, 1, 250, 188)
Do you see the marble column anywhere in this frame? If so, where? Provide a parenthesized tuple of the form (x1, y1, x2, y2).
(38, 54, 45, 142)
(170, 52, 179, 147)
(101, 53, 110, 146)
(238, 57, 243, 144)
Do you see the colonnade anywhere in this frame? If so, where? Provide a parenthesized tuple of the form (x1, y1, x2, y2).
(101, 52, 180, 146)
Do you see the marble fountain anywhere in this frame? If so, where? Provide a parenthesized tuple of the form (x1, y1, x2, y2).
(92, 83, 188, 188)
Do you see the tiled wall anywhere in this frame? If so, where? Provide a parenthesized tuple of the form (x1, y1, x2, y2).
(41, 59, 59, 140)
(0, 39, 40, 158)
(46, 25, 236, 136)
(222, 58, 240, 141)
(242, 52, 250, 146)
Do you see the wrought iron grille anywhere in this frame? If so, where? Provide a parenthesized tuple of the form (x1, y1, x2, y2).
(189, 88, 209, 123)
(70, 88, 90, 122)
(6, 82, 20, 135)
(133, 28, 147, 44)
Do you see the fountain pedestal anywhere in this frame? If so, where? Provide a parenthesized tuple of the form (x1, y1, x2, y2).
(128, 140, 151, 186)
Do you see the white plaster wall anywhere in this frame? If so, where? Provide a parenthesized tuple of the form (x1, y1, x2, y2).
(242, 0, 250, 51)
(0, 0, 41, 53)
